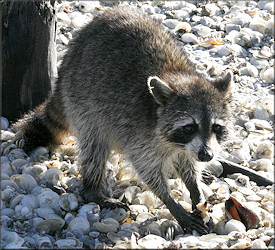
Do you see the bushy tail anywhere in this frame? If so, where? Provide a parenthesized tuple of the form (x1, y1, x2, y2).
(13, 97, 69, 154)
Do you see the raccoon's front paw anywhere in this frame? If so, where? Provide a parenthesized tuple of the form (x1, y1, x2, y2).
(191, 203, 214, 234)
(201, 169, 215, 185)
(185, 211, 213, 235)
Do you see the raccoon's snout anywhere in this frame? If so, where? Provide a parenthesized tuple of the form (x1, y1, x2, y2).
(198, 147, 213, 162)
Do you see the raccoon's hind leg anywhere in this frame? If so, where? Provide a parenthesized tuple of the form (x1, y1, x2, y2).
(78, 131, 128, 210)
(13, 94, 69, 154)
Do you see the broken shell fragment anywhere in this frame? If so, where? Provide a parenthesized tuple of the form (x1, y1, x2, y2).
(196, 201, 211, 223)
(174, 22, 192, 33)
(225, 196, 261, 230)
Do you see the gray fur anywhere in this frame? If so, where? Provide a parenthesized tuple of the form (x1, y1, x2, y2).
(15, 7, 233, 234)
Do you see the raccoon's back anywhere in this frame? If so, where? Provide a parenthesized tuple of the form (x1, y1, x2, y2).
(58, 7, 193, 97)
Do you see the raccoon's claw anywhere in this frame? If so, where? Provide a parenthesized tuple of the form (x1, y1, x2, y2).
(189, 209, 214, 235)
(100, 198, 130, 211)
(201, 169, 215, 185)
(81, 189, 129, 211)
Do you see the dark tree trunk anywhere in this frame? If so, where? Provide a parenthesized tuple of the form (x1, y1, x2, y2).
(1, 0, 57, 122)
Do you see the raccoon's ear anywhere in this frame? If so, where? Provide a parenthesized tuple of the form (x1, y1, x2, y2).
(147, 76, 173, 105)
(212, 71, 233, 93)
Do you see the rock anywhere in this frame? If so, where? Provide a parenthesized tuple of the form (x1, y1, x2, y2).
(68, 217, 90, 235)
(251, 119, 272, 130)
(163, 19, 180, 29)
(181, 33, 198, 44)
(225, 24, 241, 33)
(1, 117, 9, 130)
(224, 219, 246, 234)
(56, 12, 71, 25)
(193, 24, 211, 38)
(260, 67, 274, 84)
(217, 45, 231, 57)
(251, 239, 267, 248)
(253, 106, 270, 120)
(249, 159, 273, 172)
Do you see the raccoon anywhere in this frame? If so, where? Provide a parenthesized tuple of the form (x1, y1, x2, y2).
(14, 7, 233, 234)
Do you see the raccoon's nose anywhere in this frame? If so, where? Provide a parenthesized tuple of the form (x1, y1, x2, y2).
(198, 147, 213, 162)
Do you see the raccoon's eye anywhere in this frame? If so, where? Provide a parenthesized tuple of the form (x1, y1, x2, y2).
(212, 124, 223, 133)
(182, 124, 198, 134)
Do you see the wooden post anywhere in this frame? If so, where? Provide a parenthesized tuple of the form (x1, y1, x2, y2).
(1, 0, 57, 122)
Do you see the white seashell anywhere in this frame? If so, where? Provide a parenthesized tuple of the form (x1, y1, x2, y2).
(181, 33, 198, 44)
(244, 121, 256, 132)
(117, 162, 137, 182)
(23, 164, 47, 181)
(246, 194, 262, 202)
(36, 218, 65, 234)
(216, 45, 231, 57)
(163, 19, 180, 30)
(1, 230, 24, 249)
(37, 190, 60, 211)
(216, 183, 230, 200)
(205, 3, 220, 16)
(68, 216, 91, 234)
(43, 168, 63, 185)
(260, 67, 274, 84)
(78, 1, 99, 13)
(11, 174, 37, 192)
(70, 12, 93, 29)
(246, 63, 258, 77)
(1, 131, 15, 141)
(59, 193, 78, 211)
(251, 58, 269, 69)
(193, 24, 211, 38)
(256, 141, 274, 160)
(251, 239, 267, 249)
(249, 17, 267, 33)
(230, 239, 252, 249)
(205, 160, 223, 177)
(251, 118, 272, 130)
(56, 12, 71, 25)
(263, 2, 274, 14)
(133, 191, 162, 209)
(260, 46, 272, 58)
(249, 159, 273, 172)
(174, 10, 190, 19)
(93, 218, 119, 233)
(1, 117, 9, 130)
(137, 234, 167, 249)
(266, 19, 274, 34)
(59, 34, 69, 46)
(135, 212, 155, 223)
(141, 4, 155, 15)
(55, 238, 83, 248)
(129, 204, 148, 214)
(123, 186, 142, 203)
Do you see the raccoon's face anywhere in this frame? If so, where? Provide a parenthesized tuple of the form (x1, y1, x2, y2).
(148, 73, 233, 162)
